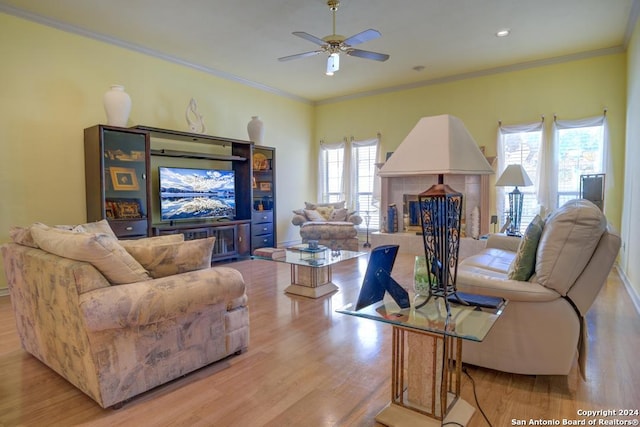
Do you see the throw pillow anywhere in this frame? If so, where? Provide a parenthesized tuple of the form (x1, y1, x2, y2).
(305, 201, 345, 210)
(304, 209, 327, 222)
(9, 225, 40, 248)
(72, 219, 117, 238)
(329, 208, 349, 221)
(507, 215, 545, 281)
(121, 234, 185, 245)
(30, 225, 150, 285)
(315, 206, 333, 220)
(119, 237, 215, 279)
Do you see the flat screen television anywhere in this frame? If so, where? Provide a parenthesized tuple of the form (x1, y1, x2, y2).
(158, 166, 236, 221)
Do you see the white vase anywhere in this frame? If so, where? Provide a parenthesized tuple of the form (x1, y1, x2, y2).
(103, 85, 132, 127)
(247, 116, 264, 144)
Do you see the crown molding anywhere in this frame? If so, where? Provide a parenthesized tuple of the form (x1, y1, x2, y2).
(1, 3, 632, 107)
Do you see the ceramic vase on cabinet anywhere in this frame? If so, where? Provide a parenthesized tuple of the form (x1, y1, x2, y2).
(103, 85, 132, 127)
(247, 116, 264, 144)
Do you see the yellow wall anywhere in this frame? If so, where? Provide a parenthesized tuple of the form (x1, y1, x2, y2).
(315, 53, 627, 233)
(622, 17, 640, 301)
(0, 12, 633, 295)
(0, 13, 315, 290)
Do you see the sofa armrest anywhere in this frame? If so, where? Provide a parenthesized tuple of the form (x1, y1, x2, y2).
(348, 214, 363, 225)
(485, 233, 521, 252)
(457, 266, 561, 303)
(79, 267, 246, 332)
(292, 214, 307, 226)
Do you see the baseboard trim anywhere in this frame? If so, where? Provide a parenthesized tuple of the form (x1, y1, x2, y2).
(617, 265, 640, 316)
(0, 288, 9, 298)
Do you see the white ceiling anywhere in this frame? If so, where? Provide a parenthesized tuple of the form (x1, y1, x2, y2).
(1, 0, 636, 103)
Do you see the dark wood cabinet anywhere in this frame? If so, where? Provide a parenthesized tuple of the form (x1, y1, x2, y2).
(153, 220, 251, 262)
(84, 125, 151, 238)
(84, 124, 271, 257)
(251, 146, 276, 252)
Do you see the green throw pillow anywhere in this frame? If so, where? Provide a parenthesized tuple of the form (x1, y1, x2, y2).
(508, 215, 545, 281)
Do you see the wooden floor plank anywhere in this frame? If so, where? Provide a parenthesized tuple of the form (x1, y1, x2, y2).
(0, 253, 638, 426)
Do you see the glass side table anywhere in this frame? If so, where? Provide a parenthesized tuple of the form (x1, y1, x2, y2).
(338, 294, 507, 427)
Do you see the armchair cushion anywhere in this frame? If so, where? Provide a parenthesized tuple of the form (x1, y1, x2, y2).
(30, 224, 150, 285)
(508, 215, 544, 281)
(120, 236, 215, 279)
(72, 219, 118, 238)
(305, 201, 345, 210)
(304, 209, 328, 222)
(79, 266, 245, 331)
(329, 208, 349, 221)
(292, 201, 363, 226)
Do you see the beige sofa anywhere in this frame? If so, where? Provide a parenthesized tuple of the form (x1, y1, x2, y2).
(456, 199, 620, 376)
(1, 221, 249, 408)
(291, 201, 363, 251)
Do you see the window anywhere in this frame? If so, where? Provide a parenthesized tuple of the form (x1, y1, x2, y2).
(554, 119, 605, 207)
(319, 144, 345, 203)
(497, 115, 609, 230)
(352, 142, 379, 230)
(497, 122, 543, 234)
(319, 137, 380, 231)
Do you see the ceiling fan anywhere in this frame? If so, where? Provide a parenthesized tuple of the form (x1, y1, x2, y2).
(278, 0, 390, 76)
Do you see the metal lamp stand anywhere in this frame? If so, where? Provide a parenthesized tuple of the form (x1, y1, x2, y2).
(363, 211, 372, 248)
(415, 175, 467, 315)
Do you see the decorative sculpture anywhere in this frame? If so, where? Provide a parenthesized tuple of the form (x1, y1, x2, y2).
(186, 98, 206, 134)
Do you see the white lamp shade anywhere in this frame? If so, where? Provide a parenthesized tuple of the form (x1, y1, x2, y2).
(495, 164, 533, 187)
(379, 114, 493, 177)
(326, 53, 339, 75)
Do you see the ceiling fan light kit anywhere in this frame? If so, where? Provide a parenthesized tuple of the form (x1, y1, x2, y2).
(278, 0, 389, 76)
(326, 52, 340, 76)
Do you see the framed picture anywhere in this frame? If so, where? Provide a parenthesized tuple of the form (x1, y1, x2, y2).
(110, 167, 140, 191)
(259, 182, 271, 191)
(106, 198, 143, 219)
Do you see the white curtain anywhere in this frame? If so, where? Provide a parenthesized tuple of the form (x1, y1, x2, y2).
(551, 114, 612, 210)
(496, 120, 545, 225)
(318, 139, 346, 202)
(350, 136, 381, 212)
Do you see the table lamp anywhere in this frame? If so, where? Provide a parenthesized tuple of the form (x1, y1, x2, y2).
(495, 164, 533, 236)
(379, 115, 494, 314)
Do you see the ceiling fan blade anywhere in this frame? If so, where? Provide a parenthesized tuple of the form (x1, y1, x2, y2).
(343, 29, 382, 46)
(293, 31, 327, 47)
(347, 49, 390, 62)
(278, 50, 323, 62)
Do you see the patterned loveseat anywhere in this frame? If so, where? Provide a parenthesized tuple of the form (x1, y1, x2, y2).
(1, 220, 249, 408)
(291, 201, 363, 251)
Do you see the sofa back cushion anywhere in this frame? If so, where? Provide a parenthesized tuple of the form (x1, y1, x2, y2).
(30, 225, 150, 285)
(535, 199, 606, 295)
(119, 235, 215, 278)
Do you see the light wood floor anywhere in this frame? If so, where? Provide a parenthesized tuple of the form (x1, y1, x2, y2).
(1, 253, 638, 426)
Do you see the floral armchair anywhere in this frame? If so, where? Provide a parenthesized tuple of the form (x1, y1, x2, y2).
(291, 201, 363, 251)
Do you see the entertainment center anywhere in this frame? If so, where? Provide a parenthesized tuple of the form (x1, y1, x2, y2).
(84, 124, 276, 262)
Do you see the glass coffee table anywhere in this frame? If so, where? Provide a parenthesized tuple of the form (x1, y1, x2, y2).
(338, 294, 506, 426)
(256, 245, 365, 298)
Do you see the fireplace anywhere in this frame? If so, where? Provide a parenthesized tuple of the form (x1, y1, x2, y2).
(402, 194, 421, 231)
(380, 174, 488, 236)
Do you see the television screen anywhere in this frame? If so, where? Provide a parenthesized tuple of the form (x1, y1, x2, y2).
(159, 166, 236, 221)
